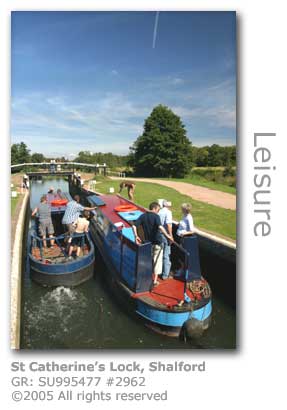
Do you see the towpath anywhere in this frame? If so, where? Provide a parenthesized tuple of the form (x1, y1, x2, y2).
(110, 177, 236, 210)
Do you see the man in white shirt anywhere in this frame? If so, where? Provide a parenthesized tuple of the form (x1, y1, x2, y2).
(158, 200, 174, 279)
(176, 203, 194, 237)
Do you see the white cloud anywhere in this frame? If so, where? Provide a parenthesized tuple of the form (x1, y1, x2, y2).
(170, 77, 184, 85)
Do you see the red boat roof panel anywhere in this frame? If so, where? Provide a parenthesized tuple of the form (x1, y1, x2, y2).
(98, 195, 146, 227)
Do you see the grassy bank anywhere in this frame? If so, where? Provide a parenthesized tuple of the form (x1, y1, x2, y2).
(93, 179, 236, 241)
(11, 196, 20, 217)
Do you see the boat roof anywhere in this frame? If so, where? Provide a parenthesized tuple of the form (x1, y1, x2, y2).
(89, 194, 146, 228)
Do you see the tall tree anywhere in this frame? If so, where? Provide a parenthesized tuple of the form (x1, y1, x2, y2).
(11, 142, 30, 165)
(130, 105, 192, 178)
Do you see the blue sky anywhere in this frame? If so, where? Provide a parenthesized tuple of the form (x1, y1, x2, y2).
(11, 11, 236, 158)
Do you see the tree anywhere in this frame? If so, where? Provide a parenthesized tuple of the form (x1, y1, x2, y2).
(74, 151, 129, 169)
(130, 105, 193, 178)
(30, 152, 45, 163)
(207, 144, 224, 166)
(11, 142, 30, 165)
(193, 146, 209, 167)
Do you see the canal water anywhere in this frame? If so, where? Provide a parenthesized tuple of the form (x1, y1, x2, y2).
(20, 178, 236, 350)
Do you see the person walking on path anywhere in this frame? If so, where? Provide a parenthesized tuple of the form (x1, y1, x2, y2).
(32, 195, 55, 248)
(22, 174, 29, 192)
(119, 181, 136, 201)
(62, 195, 96, 235)
(158, 200, 174, 279)
(132, 202, 173, 287)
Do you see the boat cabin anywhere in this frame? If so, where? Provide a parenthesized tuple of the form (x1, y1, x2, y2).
(87, 194, 202, 293)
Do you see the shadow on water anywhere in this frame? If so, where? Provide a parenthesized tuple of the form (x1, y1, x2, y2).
(20, 178, 236, 350)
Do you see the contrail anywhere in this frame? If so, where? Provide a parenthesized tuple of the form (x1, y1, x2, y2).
(152, 11, 160, 49)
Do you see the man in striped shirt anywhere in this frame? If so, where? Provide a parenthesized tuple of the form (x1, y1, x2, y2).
(62, 195, 96, 234)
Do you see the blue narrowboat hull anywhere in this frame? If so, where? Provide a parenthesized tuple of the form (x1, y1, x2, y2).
(28, 232, 95, 287)
(88, 212, 212, 338)
(29, 251, 95, 287)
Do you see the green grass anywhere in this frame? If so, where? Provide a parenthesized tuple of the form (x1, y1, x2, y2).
(94, 179, 236, 241)
(11, 196, 20, 217)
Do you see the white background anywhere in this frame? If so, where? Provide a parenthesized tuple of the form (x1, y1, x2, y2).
(1, 0, 287, 409)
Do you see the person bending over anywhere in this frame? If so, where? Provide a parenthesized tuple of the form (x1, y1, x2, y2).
(119, 181, 136, 201)
(62, 195, 96, 235)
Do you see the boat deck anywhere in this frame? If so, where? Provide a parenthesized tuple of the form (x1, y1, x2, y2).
(31, 243, 89, 263)
(133, 275, 207, 308)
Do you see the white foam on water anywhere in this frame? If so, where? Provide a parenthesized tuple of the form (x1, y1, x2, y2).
(23, 286, 88, 347)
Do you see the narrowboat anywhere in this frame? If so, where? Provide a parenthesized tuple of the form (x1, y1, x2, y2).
(28, 192, 95, 287)
(86, 193, 212, 339)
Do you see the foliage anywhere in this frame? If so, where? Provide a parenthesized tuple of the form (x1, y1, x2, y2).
(30, 152, 46, 163)
(129, 105, 193, 178)
(11, 142, 30, 165)
(223, 165, 236, 178)
(192, 145, 236, 167)
(75, 151, 129, 169)
(191, 167, 236, 188)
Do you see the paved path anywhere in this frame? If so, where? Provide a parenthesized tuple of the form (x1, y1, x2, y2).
(111, 177, 236, 210)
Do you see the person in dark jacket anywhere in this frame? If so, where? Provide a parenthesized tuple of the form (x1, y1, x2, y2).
(132, 202, 173, 287)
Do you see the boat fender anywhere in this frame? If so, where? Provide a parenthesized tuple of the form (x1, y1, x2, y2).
(114, 204, 138, 212)
(181, 317, 204, 341)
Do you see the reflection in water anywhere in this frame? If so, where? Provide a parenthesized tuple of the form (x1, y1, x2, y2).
(21, 178, 236, 349)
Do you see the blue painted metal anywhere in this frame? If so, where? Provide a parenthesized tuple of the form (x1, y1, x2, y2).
(88, 195, 106, 206)
(30, 249, 94, 274)
(121, 227, 136, 242)
(182, 236, 202, 281)
(29, 231, 94, 275)
(118, 210, 143, 221)
(85, 193, 212, 335)
(136, 300, 212, 326)
(135, 242, 153, 292)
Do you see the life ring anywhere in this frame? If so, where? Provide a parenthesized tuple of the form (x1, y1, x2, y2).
(51, 199, 68, 206)
(114, 204, 138, 212)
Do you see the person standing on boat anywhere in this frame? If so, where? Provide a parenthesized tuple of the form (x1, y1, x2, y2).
(62, 195, 96, 235)
(132, 202, 173, 287)
(68, 211, 90, 259)
(176, 203, 194, 237)
(31, 195, 55, 248)
(158, 200, 174, 280)
(119, 181, 136, 201)
(46, 187, 56, 203)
